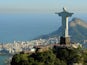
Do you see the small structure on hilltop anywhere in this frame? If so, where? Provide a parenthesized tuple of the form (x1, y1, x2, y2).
(56, 7, 73, 45)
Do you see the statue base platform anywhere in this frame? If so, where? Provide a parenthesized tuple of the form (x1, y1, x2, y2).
(60, 37, 70, 45)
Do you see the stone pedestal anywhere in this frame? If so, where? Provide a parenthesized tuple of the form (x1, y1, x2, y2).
(60, 37, 70, 45)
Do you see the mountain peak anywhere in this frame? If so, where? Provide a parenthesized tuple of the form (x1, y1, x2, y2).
(70, 18, 87, 28)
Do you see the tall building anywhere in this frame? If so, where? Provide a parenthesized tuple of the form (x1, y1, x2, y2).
(56, 8, 73, 45)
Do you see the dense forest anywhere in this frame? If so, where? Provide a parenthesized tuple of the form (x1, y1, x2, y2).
(11, 47, 87, 65)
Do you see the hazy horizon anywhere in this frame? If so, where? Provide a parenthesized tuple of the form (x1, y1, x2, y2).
(0, 0, 87, 14)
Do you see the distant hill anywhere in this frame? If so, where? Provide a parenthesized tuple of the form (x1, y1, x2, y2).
(36, 18, 87, 43)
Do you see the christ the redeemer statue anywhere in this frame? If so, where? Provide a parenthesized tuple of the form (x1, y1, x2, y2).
(56, 8, 73, 45)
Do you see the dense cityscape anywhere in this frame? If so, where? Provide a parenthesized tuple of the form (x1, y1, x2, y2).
(0, 37, 59, 54)
(0, 36, 83, 55)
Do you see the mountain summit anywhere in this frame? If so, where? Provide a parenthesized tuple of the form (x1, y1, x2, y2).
(36, 18, 87, 43)
(70, 18, 87, 28)
(69, 18, 87, 43)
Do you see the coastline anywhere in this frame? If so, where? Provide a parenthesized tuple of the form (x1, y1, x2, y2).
(0, 54, 13, 65)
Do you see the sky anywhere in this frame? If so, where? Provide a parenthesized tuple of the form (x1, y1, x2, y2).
(0, 0, 87, 13)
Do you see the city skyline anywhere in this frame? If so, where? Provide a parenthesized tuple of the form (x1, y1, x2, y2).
(0, 0, 87, 13)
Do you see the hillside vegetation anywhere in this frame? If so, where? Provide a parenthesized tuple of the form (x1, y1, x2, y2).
(11, 47, 87, 65)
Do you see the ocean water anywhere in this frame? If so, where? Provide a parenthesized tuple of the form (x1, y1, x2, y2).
(0, 13, 61, 43)
(0, 13, 87, 65)
(0, 55, 9, 65)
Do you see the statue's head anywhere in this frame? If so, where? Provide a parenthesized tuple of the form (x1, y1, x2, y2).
(63, 7, 67, 12)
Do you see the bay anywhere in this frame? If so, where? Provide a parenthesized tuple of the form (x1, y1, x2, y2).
(0, 13, 60, 43)
(0, 55, 10, 65)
